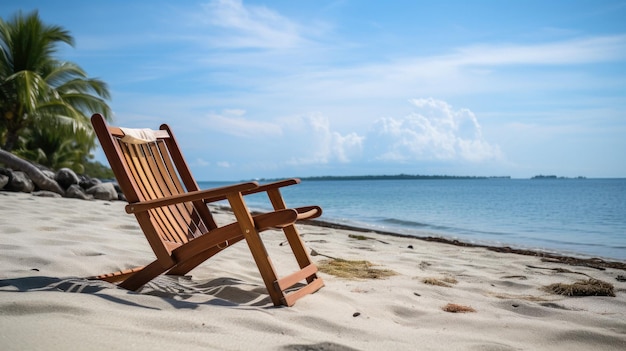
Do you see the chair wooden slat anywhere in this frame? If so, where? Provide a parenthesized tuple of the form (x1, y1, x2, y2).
(126, 142, 180, 243)
(151, 141, 204, 240)
(157, 127, 219, 231)
(143, 142, 193, 243)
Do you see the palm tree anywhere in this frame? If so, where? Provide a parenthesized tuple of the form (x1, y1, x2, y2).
(0, 10, 111, 152)
(0, 11, 112, 193)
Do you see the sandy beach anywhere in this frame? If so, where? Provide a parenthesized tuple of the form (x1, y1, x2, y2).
(1, 191, 625, 351)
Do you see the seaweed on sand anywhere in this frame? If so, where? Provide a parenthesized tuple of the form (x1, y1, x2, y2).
(543, 278, 615, 297)
(442, 303, 476, 313)
(318, 259, 396, 279)
(422, 276, 458, 287)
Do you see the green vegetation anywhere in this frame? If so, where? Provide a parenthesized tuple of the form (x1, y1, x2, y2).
(0, 11, 112, 175)
(82, 159, 114, 179)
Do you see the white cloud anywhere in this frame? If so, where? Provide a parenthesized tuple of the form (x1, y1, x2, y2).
(366, 98, 502, 163)
(294, 34, 626, 97)
(452, 35, 626, 66)
(222, 108, 247, 116)
(195, 100, 498, 170)
(285, 114, 364, 165)
(202, 110, 283, 138)
(188, 111, 364, 170)
(194, 158, 210, 167)
(199, 0, 306, 49)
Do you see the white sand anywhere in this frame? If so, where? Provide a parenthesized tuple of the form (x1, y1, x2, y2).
(1, 191, 625, 351)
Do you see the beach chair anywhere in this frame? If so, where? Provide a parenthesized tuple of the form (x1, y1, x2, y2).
(90, 114, 324, 306)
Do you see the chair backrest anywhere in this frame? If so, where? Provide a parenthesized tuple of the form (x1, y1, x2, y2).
(91, 114, 218, 253)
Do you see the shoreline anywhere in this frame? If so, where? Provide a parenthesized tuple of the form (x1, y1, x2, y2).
(299, 217, 626, 271)
(2, 192, 626, 350)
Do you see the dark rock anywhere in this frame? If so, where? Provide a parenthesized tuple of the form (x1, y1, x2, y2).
(85, 182, 118, 201)
(55, 168, 80, 189)
(0, 168, 12, 184)
(79, 177, 101, 190)
(112, 182, 122, 193)
(41, 169, 56, 180)
(0, 173, 8, 189)
(65, 184, 92, 200)
(6, 171, 35, 193)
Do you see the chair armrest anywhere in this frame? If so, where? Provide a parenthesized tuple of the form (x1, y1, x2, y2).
(125, 182, 259, 214)
(241, 178, 301, 195)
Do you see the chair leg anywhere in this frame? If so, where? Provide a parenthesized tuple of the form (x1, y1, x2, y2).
(265, 189, 319, 284)
(244, 229, 284, 306)
(228, 193, 284, 306)
(282, 224, 318, 283)
(118, 260, 171, 291)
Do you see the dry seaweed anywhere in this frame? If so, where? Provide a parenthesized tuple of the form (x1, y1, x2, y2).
(318, 259, 396, 279)
(422, 276, 458, 287)
(543, 279, 615, 297)
(489, 293, 550, 302)
(527, 265, 590, 277)
(348, 234, 390, 245)
(348, 234, 370, 241)
(443, 303, 476, 313)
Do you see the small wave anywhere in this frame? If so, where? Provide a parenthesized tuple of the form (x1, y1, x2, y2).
(380, 218, 511, 237)
(529, 237, 607, 248)
(381, 218, 431, 228)
(380, 218, 460, 234)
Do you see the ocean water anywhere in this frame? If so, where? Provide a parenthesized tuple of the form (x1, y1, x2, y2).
(198, 178, 626, 261)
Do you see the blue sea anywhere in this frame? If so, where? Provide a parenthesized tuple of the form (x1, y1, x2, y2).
(198, 178, 626, 262)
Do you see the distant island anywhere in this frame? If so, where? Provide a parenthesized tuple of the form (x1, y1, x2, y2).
(531, 175, 587, 179)
(248, 174, 594, 182)
(257, 174, 512, 181)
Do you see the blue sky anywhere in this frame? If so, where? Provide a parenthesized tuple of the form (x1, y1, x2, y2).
(3, 1, 625, 180)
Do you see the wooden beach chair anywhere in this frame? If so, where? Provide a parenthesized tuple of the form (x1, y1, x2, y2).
(90, 114, 324, 306)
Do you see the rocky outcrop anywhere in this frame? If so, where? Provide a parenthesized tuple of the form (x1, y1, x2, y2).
(0, 166, 124, 202)
(0, 152, 131, 202)
(0, 149, 64, 194)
